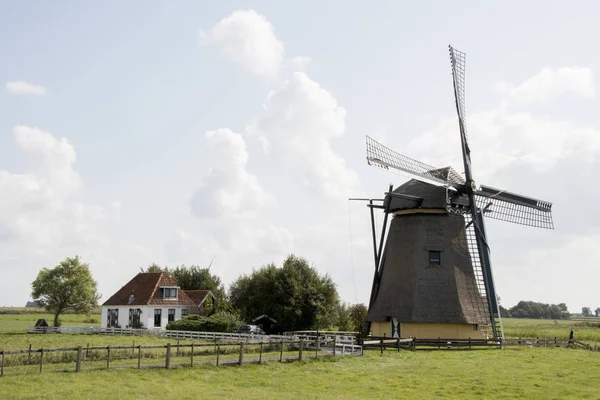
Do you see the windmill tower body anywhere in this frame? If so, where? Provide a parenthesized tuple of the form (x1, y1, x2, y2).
(366, 180, 490, 339)
(358, 46, 555, 341)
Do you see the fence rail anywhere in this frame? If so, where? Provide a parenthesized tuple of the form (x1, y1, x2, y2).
(0, 338, 363, 378)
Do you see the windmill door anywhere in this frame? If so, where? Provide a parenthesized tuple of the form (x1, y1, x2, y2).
(391, 317, 400, 338)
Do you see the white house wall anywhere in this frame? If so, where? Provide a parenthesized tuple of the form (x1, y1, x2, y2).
(101, 305, 188, 330)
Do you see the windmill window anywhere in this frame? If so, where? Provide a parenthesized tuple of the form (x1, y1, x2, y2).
(428, 251, 441, 268)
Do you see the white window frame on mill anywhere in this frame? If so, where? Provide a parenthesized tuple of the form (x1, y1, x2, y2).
(160, 286, 178, 299)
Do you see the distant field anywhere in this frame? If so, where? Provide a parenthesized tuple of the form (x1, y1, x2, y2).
(502, 317, 600, 344)
(1, 347, 599, 399)
(0, 312, 99, 333)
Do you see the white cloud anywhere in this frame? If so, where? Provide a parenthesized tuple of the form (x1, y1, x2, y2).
(499, 231, 600, 311)
(0, 126, 119, 306)
(249, 72, 359, 199)
(190, 128, 274, 219)
(199, 9, 285, 78)
(496, 67, 595, 104)
(6, 81, 47, 96)
(408, 106, 600, 182)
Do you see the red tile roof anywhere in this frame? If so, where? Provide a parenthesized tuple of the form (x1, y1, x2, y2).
(102, 272, 195, 307)
(184, 290, 214, 306)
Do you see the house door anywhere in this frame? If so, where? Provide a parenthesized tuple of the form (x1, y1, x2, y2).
(391, 317, 400, 338)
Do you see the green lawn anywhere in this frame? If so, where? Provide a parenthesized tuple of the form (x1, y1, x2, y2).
(1, 348, 599, 399)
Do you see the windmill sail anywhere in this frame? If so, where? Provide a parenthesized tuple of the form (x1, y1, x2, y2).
(366, 135, 462, 189)
(476, 185, 554, 229)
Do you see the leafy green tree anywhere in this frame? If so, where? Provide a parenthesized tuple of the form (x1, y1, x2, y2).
(229, 254, 340, 332)
(169, 264, 228, 312)
(31, 256, 101, 327)
(142, 263, 168, 273)
(336, 302, 353, 331)
(349, 303, 368, 332)
(595, 307, 600, 317)
(508, 301, 570, 319)
(582, 307, 592, 317)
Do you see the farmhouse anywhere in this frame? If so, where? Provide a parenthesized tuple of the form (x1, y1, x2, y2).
(101, 272, 196, 330)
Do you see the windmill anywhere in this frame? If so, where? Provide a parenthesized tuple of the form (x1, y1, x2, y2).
(359, 46, 554, 341)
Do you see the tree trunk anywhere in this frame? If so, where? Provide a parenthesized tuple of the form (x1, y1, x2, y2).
(53, 311, 61, 327)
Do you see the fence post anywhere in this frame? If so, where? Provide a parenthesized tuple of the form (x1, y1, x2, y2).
(138, 345, 142, 369)
(132, 341, 135, 357)
(166, 344, 171, 369)
(106, 346, 110, 369)
(280, 341, 284, 362)
(397, 338, 400, 352)
(190, 343, 194, 367)
(76, 345, 82, 372)
(40, 348, 44, 374)
(438, 337, 441, 349)
(28, 344, 32, 364)
(380, 338, 384, 355)
(238, 343, 244, 366)
(469, 337, 471, 350)
(216, 344, 220, 366)
(350, 337, 354, 356)
(177, 339, 180, 357)
(1, 350, 4, 377)
(86, 343, 89, 359)
(299, 340, 303, 362)
(259, 342, 263, 364)
(333, 336, 336, 357)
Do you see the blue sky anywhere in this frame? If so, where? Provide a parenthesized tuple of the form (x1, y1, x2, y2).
(2, 1, 599, 312)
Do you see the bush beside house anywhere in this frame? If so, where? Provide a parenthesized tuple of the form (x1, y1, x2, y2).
(166, 312, 244, 333)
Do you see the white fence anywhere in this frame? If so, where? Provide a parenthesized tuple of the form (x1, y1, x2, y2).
(26, 326, 361, 353)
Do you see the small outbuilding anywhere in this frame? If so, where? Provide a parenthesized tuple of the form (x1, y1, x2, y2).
(252, 314, 278, 334)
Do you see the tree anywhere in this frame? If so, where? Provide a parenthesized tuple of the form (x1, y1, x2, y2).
(31, 256, 100, 327)
(349, 303, 368, 333)
(142, 263, 168, 273)
(336, 302, 353, 331)
(169, 264, 226, 300)
(582, 307, 592, 317)
(595, 307, 600, 317)
(229, 254, 340, 332)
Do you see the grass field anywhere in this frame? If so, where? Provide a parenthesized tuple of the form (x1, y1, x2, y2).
(0, 312, 99, 333)
(1, 347, 599, 399)
(502, 317, 600, 344)
(2, 310, 600, 398)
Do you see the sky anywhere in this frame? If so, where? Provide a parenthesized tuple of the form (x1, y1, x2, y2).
(1, 1, 599, 313)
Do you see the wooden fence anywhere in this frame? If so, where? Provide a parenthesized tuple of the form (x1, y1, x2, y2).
(361, 336, 599, 352)
(0, 338, 363, 377)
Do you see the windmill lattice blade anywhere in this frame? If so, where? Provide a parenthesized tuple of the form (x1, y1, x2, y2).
(366, 135, 461, 188)
(449, 45, 468, 143)
(475, 187, 554, 229)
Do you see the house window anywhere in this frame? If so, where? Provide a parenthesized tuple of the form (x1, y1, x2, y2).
(129, 308, 141, 328)
(473, 324, 479, 331)
(181, 309, 188, 317)
(428, 251, 441, 268)
(160, 287, 178, 299)
(154, 309, 162, 327)
(168, 309, 176, 322)
(107, 309, 119, 327)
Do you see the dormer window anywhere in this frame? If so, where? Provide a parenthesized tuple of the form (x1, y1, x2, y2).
(159, 287, 178, 299)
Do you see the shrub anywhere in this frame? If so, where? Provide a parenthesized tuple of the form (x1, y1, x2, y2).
(167, 311, 243, 332)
